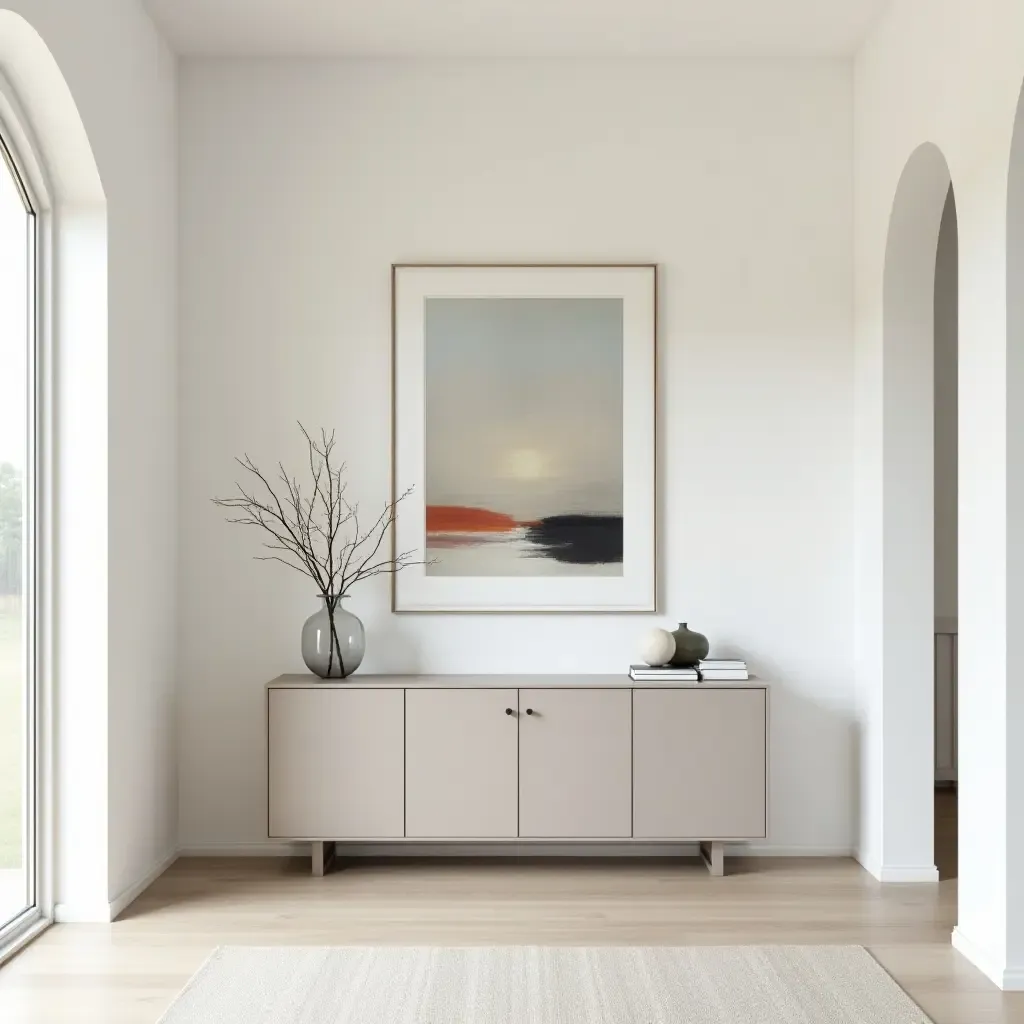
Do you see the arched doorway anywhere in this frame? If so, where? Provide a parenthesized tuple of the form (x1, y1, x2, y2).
(949, 75, 1024, 993)
(878, 142, 957, 880)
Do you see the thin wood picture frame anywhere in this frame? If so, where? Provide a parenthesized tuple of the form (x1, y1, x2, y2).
(391, 263, 657, 613)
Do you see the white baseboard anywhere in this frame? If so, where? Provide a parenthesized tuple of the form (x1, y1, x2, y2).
(952, 927, 1024, 991)
(55, 848, 178, 923)
(876, 864, 939, 883)
(178, 842, 305, 857)
(853, 850, 937, 883)
(109, 848, 178, 920)
(54, 901, 116, 923)
(854, 848, 876, 877)
(738, 845, 853, 857)
(178, 841, 853, 859)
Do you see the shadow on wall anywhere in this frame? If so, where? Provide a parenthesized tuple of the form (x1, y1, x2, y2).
(757, 670, 857, 855)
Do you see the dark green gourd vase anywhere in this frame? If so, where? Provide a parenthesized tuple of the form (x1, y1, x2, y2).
(669, 622, 709, 667)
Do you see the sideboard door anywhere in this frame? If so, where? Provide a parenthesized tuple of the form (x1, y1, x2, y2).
(632, 687, 767, 840)
(518, 688, 632, 838)
(268, 687, 405, 839)
(405, 688, 519, 838)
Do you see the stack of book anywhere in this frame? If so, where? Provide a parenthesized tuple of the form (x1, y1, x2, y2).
(697, 659, 749, 681)
(628, 659, 749, 682)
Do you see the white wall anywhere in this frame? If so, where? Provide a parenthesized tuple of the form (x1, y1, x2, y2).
(0, 0, 178, 916)
(1005, 80, 1024, 986)
(854, 0, 1024, 988)
(934, 190, 957, 624)
(178, 57, 855, 855)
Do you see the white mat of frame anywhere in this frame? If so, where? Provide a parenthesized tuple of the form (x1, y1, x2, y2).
(159, 945, 932, 1023)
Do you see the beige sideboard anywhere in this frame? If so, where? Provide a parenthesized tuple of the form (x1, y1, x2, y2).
(267, 675, 768, 876)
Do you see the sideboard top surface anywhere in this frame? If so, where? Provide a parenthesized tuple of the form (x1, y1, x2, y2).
(267, 673, 768, 690)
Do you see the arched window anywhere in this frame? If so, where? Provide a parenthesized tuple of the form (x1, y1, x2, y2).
(0, 119, 38, 942)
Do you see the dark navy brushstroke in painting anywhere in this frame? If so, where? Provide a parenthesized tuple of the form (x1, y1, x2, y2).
(524, 515, 623, 566)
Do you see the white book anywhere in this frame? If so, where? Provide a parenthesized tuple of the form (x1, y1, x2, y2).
(629, 664, 698, 671)
(699, 671, 750, 681)
(631, 676, 700, 683)
(629, 664, 691, 672)
(629, 673, 699, 678)
(629, 663, 697, 670)
(629, 665, 699, 680)
(699, 659, 747, 670)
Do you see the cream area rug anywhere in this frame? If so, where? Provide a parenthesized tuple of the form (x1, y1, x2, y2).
(158, 945, 932, 1023)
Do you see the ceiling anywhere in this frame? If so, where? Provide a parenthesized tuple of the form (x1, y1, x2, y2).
(143, 0, 892, 57)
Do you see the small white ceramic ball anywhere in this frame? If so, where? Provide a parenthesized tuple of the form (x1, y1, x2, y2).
(640, 627, 675, 667)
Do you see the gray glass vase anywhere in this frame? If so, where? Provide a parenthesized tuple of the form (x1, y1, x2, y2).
(301, 595, 365, 679)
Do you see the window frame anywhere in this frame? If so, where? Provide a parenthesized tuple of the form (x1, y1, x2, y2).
(0, 76, 52, 961)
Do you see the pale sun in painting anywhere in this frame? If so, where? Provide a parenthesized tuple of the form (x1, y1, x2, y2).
(502, 447, 552, 481)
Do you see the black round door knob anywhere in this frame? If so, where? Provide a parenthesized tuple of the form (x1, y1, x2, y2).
(505, 707, 515, 716)
(526, 708, 534, 715)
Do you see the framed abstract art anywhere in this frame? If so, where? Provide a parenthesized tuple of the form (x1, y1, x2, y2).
(391, 263, 657, 612)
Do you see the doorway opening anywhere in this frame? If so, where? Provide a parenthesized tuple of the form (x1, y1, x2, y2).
(932, 187, 958, 881)
(879, 142, 956, 880)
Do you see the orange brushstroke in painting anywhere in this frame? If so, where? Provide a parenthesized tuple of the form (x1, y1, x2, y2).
(426, 505, 518, 534)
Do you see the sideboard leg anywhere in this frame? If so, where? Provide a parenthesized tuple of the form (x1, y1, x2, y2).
(700, 841, 724, 877)
(311, 841, 336, 877)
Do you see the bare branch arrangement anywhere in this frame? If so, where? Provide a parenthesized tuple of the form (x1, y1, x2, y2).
(213, 423, 424, 675)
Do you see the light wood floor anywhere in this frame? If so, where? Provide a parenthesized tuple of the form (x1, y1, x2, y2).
(1, 792, 1020, 1023)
